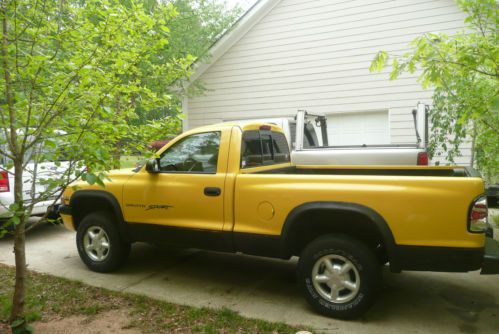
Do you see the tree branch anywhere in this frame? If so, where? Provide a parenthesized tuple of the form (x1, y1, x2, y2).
(1, 1, 19, 159)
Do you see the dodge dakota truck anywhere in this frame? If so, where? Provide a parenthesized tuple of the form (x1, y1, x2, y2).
(59, 121, 499, 319)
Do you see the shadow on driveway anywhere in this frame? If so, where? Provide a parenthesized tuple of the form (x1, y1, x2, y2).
(1, 223, 498, 333)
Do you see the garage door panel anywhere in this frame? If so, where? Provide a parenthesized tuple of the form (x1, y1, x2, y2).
(327, 111, 389, 145)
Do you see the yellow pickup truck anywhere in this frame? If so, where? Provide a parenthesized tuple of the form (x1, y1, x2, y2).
(59, 122, 499, 319)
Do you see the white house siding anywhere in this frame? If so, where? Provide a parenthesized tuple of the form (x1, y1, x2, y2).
(186, 0, 471, 164)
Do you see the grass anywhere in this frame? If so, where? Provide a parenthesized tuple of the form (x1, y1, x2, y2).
(491, 212, 499, 228)
(0, 264, 306, 334)
(120, 155, 145, 169)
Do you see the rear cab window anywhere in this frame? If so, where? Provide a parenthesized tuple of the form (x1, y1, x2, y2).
(241, 129, 290, 169)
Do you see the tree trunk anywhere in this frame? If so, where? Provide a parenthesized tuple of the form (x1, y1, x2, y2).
(9, 221, 26, 323)
(112, 94, 122, 169)
(1, 4, 29, 332)
(470, 123, 476, 168)
(9, 160, 28, 334)
(113, 140, 122, 169)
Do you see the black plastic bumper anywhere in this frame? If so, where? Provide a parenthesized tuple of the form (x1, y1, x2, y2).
(486, 184, 498, 208)
(59, 205, 72, 216)
(46, 203, 61, 218)
(481, 237, 499, 275)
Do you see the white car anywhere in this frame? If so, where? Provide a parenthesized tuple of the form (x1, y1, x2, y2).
(0, 162, 69, 221)
(0, 134, 72, 230)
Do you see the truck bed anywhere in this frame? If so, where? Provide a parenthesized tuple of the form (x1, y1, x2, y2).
(253, 165, 477, 177)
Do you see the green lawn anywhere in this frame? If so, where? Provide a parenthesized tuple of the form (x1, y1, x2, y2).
(120, 155, 145, 168)
(0, 264, 306, 334)
(491, 211, 499, 228)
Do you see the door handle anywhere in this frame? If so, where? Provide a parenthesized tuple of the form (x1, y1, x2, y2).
(204, 187, 221, 197)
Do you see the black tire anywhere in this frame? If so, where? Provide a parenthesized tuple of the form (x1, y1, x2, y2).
(297, 234, 381, 319)
(76, 211, 130, 273)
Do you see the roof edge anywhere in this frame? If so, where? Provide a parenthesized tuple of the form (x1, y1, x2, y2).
(186, 0, 283, 87)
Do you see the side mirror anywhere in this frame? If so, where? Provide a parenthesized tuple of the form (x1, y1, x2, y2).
(145, 159, 160, 173)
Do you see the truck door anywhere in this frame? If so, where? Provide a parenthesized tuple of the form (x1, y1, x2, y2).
(123, 130, 229, 231)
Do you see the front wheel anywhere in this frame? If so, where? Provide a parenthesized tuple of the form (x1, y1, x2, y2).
(297, 235, 381, 319)
(76, 212, 130, 273)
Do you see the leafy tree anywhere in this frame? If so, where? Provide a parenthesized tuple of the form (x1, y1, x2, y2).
(112, 0, 242, 167)
(168, 0, 242, 60)
(0, 0, 191, 332)
(370, 0, 498, 181)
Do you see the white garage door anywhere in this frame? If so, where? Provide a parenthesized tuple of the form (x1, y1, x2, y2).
(327, 111, 390, 146)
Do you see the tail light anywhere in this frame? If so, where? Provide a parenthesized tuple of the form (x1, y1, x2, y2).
(417, 152, 429, 165)
(469, 195, 488, 233)
(0, 170, 9, 192)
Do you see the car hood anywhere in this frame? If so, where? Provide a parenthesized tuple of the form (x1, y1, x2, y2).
(63, 168, 137, 203)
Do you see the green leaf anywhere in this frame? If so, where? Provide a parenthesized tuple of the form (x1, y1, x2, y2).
(389, 58, 400, 80)
(11, 318, 32, 334)
(369, 51, 389, 72)
(95, 176, 106, 187)
(45, 139, 56, 148)
(85, 173, 97, 185)
(10, 215, 21, 227)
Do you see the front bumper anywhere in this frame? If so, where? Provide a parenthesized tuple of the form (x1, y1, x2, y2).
(58, 205, 75, 231)
(46, 204, 61, 219)
(59, 205, 72, 216)
(481, 237, 499, 274)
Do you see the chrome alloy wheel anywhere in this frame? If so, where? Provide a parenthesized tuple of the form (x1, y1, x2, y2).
(311, 254, 360, 303)
(83, 226, 110, 262)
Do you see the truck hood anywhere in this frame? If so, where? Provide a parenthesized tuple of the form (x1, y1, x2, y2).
(89, 168, 137, 186)
(63, 168, 137, 203)
(105, 168, 137, 178)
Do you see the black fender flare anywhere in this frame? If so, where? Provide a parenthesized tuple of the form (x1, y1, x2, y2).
(280, 201, 399, 270)
(70, 190, 130, 243)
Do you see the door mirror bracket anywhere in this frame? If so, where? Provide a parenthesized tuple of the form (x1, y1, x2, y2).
(145, 159, 160, 173)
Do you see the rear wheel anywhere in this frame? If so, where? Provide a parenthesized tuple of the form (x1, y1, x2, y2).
(76, 212, 130, 272)
(297, 235, 381, 319)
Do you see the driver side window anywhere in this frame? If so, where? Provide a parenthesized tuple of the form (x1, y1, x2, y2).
(159, 132, 220, 173)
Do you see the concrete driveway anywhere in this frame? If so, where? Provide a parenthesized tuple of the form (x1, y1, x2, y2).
(1, 223, 498, 334)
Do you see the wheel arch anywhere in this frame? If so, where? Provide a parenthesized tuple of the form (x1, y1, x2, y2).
(70, 190, 130, 243)
(281, 201, 399, 271)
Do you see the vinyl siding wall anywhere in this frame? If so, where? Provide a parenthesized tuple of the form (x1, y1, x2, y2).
(187, 0, 471, 164)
